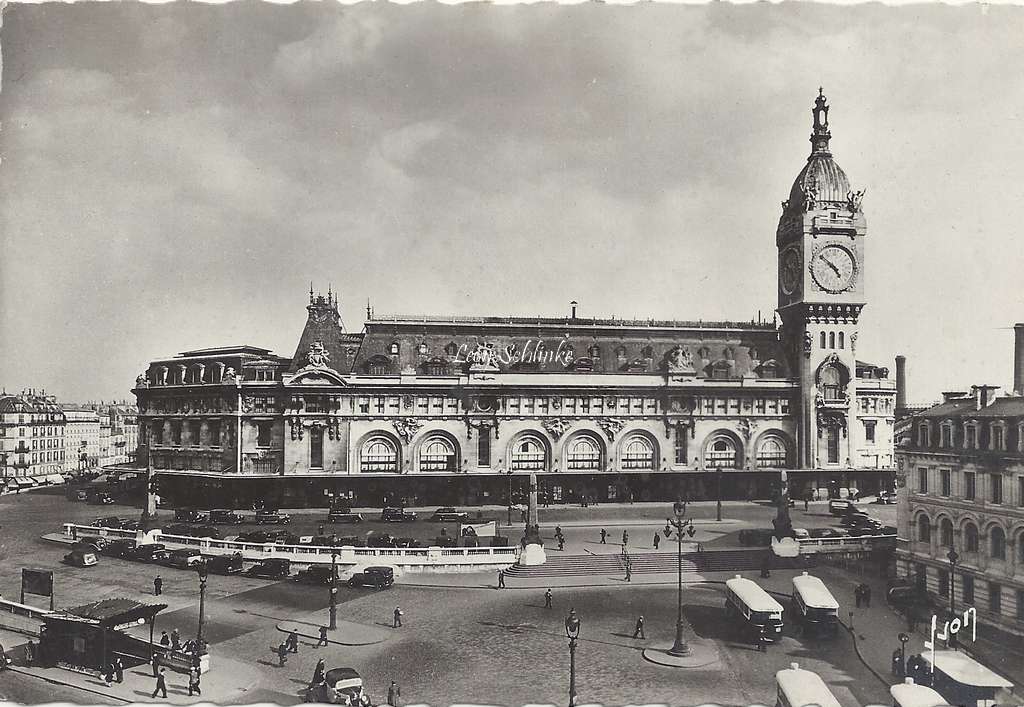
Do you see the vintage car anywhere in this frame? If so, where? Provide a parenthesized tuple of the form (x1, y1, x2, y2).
(327, 510, 364, 524)
(208, 509, 246, 524)
(88, 492, 116, 505)
(254, 510, 292, 525)
(428, 507, 470, 523)
(162, 549, 204, 569)
(348, 566, 395, 590)
(161, 523, 195, 537)
(191, 525, 222, 539)
(245, 558, 291, 579)
(129, 543, 169, 563)
(64, 548, 99, 567)
(828, 499, 860, 516)
(305, 667, 371, 706)
(366, 533, 397, 548)
(204, 553, 245, 575)
(380, 507, 417, 523)
(102, 538, 138, 558)
(296, 565, 337, 585)
(92, 516, 125, 529)
(174, 508, 209, 523)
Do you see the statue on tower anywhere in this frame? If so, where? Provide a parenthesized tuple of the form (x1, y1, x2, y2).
(306, 340, 331, 368)
(772, 470, 795, 541)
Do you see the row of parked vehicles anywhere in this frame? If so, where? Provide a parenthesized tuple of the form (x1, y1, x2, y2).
(169, 506, 471, 525)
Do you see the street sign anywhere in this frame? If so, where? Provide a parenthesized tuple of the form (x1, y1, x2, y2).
(21, 568, 54, 610)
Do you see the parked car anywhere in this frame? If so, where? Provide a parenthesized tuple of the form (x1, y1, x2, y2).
(120, 520, 141, 531)
(828, 499, 860, 516)
(92, 517, 124, 529)
(174, 508, 208, 523)
(792, 528, 810, 539)
(329, 501, 353, 513)
(208, 509, 246, 524)
(255, 510, 292, 525)
(395, 537, 421, 548)
(73, 490, 89, 502)
(272, 532, 304, 546)
(840, 512, 880, 528)
(245, 558, 291, 579)
(305, 667, 367, 705)
(102, 538, 138, 558)
(89, 492, 116, 505)
(64, 548, 99, 567)
(381, 507, 417, 523)
(348, 566, 395, 590)
(879, 525, 897, 535)
(236, 531, 274, 544)
(163, 548, 204, 569)
(807, 528, 839, 539)
(191, 525, 222, 539)
(874, 491, 898, 505)
(428, 507, 469, 523)
(433, 535, 457, 548)
(130, 543, 169, 563)
(204, 553, 245, 575)
(335, 536, 365, 547)
(296, 565, 337, 585)
(77, 535, 109, 551)
(738, 528, 775, 546)
(161, 523, 195, 537)
(367, 533, 397, 548)
(327, 511, 364, 524)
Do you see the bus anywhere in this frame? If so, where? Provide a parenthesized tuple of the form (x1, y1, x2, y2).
(725, 574, 784, 642)
(775, 663, 842, 707)
(791, 571, 839, 636)
(889, 678, 950, 707)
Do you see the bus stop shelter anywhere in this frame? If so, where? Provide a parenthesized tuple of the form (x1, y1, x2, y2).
(38, 598, 166, 674)
(922, 650, 1014, 707)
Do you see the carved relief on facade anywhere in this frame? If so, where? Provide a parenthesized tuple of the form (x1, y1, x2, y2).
(465, 418, 498, 440)
(136, 373, 150, 388)
(816, 410, 848, 438)
(663, 346, 695, 373)
(393, 418, 423, 443)
(542, 419, 571, 441)
(288, 416, 304, 441)
(737, 418, 758, 443)
(596, 418, 625, 440)
(305, 340, 331, 368)
(402, 395, 414, 411)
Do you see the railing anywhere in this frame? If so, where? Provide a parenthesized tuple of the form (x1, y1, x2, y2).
(797, 533, 897, 554)
(61, 523, 520, 569)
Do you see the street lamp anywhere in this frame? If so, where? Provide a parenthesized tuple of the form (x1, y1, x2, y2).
(196, 561, 209, 646)
(947, 548, 959, 649)
(329, 551, 339, 630)
(897, 631, 910, 677)
(716, 465, 723, 522)
(664, 501, 696, 656)
(507, 470, 514, 529)
(564, 608, 581, 707)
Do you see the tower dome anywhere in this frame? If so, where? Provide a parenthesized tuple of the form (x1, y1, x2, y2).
(786, 89, 853, 211)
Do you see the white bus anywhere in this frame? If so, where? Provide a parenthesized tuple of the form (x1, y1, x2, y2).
(775, 663, 842, 707)
(889, 678, 950, 707)
(791, 571, 840, 635)
(725, 574, 784, 642)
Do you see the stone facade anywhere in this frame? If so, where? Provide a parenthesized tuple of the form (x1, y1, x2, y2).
(0, 390, 66, 486)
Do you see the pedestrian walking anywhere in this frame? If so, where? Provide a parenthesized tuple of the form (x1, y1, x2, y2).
(114, 657, 124, 683)
(600, 529, 607, 544)
(756, 628, 768, 652)
(153, 575, 163, 596)
(653, 533, 660, 550)
(622, 530, 629, 546)
(151, 652, 161, 677)
(393, 606, 403, 628)
(854, 585, 863, 608)
(804, 494, 810, 511)
(317, 625, 329, 647)
(287, 629, 299, 653)
(544, 588, 552, 609)
(892, 649, 904, 677)
(520, 508, 527, 523)
(497, 570, 505, 589)
(864, 584, 872, 608)
(170, 628, 181, 651)
(632, 615, 645, 639)
(558, 536, 565, 551)
(152, 667, 168, 699)
(311, 658, 326, 686)
(276, 641, 289, 667)
(555, 526, 563, 541)
(104, 662, 115, 686)
(318, 524, 325, 536)
(159, 631, 170, 647)
(388, 680, 401, 706)
(625, 562, 632, 583)
(188, 666, 201, 696)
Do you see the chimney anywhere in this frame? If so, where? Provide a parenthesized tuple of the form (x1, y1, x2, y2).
(570, 301, 578, 320)
(971, 384, 1000, 410)
(1014, 323, 1024, 395)
(895, 355, 907, 414)
(942, 391, 965, 403)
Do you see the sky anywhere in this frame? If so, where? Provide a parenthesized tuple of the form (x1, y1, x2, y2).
(1, 2, 1023, 404)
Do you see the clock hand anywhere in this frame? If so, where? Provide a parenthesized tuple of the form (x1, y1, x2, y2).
(823, 257, 841, 276)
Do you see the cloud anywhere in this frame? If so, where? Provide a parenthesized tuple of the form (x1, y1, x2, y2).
(271, 13, 385, 90)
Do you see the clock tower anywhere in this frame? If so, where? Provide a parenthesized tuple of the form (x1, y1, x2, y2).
(777, 90, 867, 470)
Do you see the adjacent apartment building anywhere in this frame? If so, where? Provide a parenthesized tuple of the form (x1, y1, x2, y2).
(0, 389, 67, 489)
(896, 324, 1024, 637)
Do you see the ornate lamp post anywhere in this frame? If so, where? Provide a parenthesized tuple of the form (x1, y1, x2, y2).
(564, 608, 581, 707)
(329, 550, 339, 630)
(664, 500, 696, 657)
(507, 469, 514, 529)
(947, 548, 959, 649)
(898, 631, 910, 677)
(716, 465, 723, 522)
(196, 561, 209, 646)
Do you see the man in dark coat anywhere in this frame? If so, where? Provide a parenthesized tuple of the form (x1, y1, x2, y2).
(544, 589, 552, 609)
(152, 667, 168, 699)
(633, 616, 645, 639)
(170, 628, 181, 651)
(159, 631, 170, 648)
(393, 606, 403, 628)
(622, 530, 629, 546)
(653, 533, 660, 550)
(153, 575, 163, 596)
(114, 657, 124, 683)
(276, 641, 288, 667)
(388, 680, 401, 706)
(287, 629, 299, 653)
(151, 652, 161, 677)
(188, 665, 201, 696)
(600, 529, 607, 544)
(317, 626, 329, 647)
(311, 658, 326, 686)
(104, 662, 115, 686)
(497, 570, 505, 589)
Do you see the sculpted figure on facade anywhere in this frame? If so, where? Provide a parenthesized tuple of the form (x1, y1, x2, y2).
(665, 346, 695, 373)
(306, 340, 331, 368)
(393, 418, 423, 443)
(136, 373, 150, 388)
(846, 188, 865, 213)
(542, 419, 571, 441)
(737, 418, 757, 443)
(597, 418, 625, 440)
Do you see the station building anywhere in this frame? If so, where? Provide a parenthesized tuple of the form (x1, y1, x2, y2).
(131, 92, 897, 509)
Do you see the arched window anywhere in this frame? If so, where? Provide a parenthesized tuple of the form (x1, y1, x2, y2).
(567, 435, 602, 471)
(918, 422, 931, 447)
(621, 435, 655, 470)
(964, 522, 979, 552)
(838, 332, 845, 349)
(361, 437, 398, 473)
(444, 342, 458, 356)
(388, 342, 400, 355)
(821, 365, 842, 401)
(990, 527, 1006, 560)
(417, 342, 429, 356)
(917, 515, 931, 543)
(615, 345, 627, 359)
(420, 437, 456, 472)
(511, 435, 546, 471)
(588, 344, 601, 358)
(939, 519, 954, 548)
(820, 332, 827, 349)
(756, 437, 788, 468)
(706, 436, 738, 469)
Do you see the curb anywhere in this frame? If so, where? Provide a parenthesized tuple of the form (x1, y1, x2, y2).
(839, 617, 890, 688)
(5, 666, 133, 704)
(276, 622, 387, 647)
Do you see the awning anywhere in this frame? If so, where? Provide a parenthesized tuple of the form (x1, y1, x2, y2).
(51, 598, 168, 628)
(46, 474, 66, 485)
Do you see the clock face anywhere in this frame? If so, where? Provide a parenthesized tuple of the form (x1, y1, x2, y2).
(780, 249, 801, 295)
(810, 245, 856, 293)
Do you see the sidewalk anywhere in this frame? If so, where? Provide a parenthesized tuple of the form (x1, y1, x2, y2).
(276, 618, 390, 647)
(7, 654, 265, 705)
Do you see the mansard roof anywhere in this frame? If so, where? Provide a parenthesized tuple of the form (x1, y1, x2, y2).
(916, 396, 1024, 420)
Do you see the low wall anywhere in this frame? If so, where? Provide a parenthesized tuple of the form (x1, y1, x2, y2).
(61, 523, 521, 572)
(0, 597, 51, 638)
(797, 534, 896, 555)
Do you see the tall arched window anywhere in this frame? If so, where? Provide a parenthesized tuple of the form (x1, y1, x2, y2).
(567, 435, 602, 471)
(755, 436, 788, 468)
(964, 522, 979, 552)
(419, 437, 456, 472)
(511, 435, 546, 471)
(361, 437, 398, 473)
(990, 527, 1006, 560)
(621, 435, 655, 470)
(939, 518, 954, 548)
(706, 436, 738, 469)
(821, 365, 842, 401)
(820, 332, 826, 349)
(917, 515, 931, 543)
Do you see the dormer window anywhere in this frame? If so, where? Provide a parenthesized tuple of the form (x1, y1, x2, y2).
(918, 421, 931, 448)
